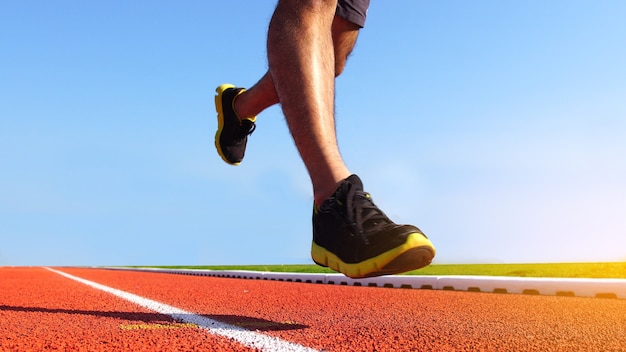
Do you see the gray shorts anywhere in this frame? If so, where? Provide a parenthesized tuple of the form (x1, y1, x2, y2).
(336, 0, 370, 28)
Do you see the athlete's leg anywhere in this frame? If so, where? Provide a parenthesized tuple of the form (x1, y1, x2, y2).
(216, 0, 436, 278)
(234, 15, 360, 121)
(330, 15, 360, 76)
(263, 0, 349, 205)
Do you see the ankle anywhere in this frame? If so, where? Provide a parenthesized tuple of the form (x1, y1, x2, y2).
(313, 172, 352, 207)
(314, 191, 334, 209)
(232, 91, 245, 122)
(233, 90, 258, 122)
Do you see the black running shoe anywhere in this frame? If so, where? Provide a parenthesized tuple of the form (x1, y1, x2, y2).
(311, 175, 436, 278)
(214, 84, 256, 165)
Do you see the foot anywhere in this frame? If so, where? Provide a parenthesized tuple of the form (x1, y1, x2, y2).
(214, 84, 257, 165)
(311, 175, 436, 278)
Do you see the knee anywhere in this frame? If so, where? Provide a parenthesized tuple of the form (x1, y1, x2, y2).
(335, 59, 347, 77)
(277, 0, 338, 16)
(331, 16, 360, 77)
(333, 35, 357, 77)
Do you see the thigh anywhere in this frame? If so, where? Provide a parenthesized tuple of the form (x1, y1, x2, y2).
(336, 0, 370, 28)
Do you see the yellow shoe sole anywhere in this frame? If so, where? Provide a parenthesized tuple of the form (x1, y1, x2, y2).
(214, 84, 256, 166)
(311, 232, 436, 279)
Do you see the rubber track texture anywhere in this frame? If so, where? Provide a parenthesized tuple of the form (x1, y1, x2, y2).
(2, 267, 626, 351)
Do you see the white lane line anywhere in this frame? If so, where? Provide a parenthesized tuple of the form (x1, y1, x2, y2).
(45, 267, 317, 352)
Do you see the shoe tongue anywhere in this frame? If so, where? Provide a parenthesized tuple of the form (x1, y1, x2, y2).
(327, 175, 363, 203)
(344, 174, 363, 191)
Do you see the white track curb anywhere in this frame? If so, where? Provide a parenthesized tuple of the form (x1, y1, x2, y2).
(101, 267, 626, 299)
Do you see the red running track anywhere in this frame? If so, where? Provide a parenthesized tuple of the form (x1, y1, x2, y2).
(1, 267, 625, 351)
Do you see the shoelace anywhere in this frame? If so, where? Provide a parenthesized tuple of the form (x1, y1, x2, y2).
(234, 119, 256, 142)
(342, 182, 393, 237)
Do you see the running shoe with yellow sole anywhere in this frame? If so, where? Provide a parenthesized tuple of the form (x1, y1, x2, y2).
(312, 174, 435, 278)
(214, 84, 256, 165)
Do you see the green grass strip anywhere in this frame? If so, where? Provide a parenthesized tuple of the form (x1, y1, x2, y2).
(130, 262, 626, 279)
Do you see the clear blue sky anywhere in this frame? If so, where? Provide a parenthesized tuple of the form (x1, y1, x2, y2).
(2, 1, 625, 266)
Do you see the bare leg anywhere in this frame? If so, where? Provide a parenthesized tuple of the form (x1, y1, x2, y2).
(235, 15, 360, 120)
(265, 0, 352, 206)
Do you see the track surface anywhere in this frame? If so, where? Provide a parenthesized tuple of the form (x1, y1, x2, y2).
(1, 267, 625, 351)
